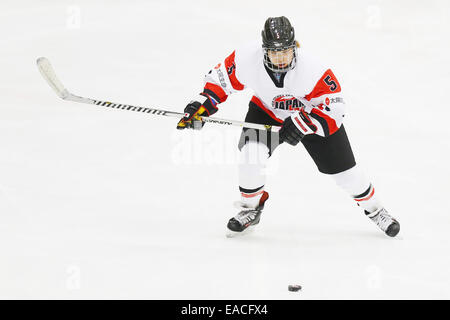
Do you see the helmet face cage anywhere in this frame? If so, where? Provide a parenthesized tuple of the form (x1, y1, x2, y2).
(263, 44, 297, 72)
(261, 16, 297, 72)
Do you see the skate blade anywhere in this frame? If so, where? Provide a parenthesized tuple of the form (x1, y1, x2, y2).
(226, 225, 256, 238)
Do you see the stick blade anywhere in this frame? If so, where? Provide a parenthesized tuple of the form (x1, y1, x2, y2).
(36, 57, 70, 99)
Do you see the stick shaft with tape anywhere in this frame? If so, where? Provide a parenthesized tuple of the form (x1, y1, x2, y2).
(36, 57, 279, 131)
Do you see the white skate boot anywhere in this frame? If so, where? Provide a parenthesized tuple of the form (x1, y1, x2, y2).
(226, 191, 269, 237)
(365, 207, 400, 237)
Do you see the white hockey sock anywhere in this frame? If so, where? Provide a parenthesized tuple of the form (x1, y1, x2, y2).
(329, 165, 382, 213)
(238, 142, 269, 208)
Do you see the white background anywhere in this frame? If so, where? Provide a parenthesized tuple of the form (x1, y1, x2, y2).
(1, 0, 449, 299)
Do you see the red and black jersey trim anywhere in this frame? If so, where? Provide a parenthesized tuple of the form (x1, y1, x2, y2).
(299, 109, 318, 133)
(309, 112, 330, 136)
(250, 96, 284, 124)
(310, 108, 339, 136)
(203, 82, 228, 103)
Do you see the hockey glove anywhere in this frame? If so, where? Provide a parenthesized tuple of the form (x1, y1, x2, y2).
(176, 94, 218, 130)
(279, 109, 317, 146)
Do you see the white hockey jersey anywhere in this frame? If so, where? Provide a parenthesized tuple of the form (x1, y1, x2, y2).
(201, 40, 345, 137)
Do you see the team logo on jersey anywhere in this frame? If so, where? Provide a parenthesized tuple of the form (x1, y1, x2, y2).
(272, 95, 304, 111)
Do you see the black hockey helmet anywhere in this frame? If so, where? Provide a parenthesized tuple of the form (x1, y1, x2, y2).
(261, 16, 297, 72)
(262, 16, 295, 49)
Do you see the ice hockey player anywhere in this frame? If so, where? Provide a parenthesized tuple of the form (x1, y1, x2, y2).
(177, 16, 400, 237)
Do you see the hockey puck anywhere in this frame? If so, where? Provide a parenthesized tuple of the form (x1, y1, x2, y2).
(288, 285, 302, 292)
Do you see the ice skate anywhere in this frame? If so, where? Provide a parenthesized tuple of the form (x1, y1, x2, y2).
(366, 207, 400, 237)
(226, 191, 269, 238)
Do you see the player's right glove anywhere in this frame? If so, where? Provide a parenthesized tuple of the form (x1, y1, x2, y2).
(176, 94, 218, 130)
(279, 109, 317, 146)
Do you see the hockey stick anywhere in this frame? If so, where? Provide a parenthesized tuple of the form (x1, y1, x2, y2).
(36, 57, 279, 131)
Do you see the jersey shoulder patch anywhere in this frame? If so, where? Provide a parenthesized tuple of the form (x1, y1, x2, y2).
(305, 69, 341, 101)
(224, 51, 245, 91)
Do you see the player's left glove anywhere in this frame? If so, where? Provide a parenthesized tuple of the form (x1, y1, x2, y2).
(176, 94, 218, 130)
(279, 109, 317, 146)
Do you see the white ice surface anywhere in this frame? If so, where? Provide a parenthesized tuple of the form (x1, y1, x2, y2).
(1, 0, 450, 299)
